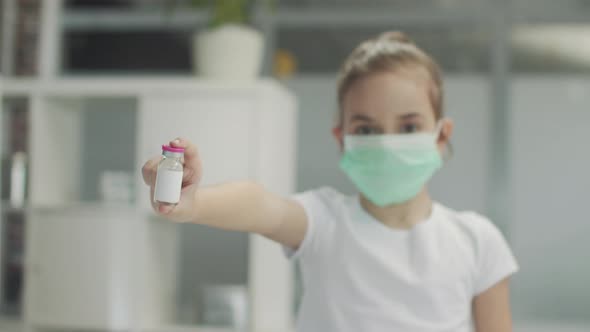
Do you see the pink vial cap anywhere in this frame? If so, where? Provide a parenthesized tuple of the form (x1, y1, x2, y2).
(162, 145, 185, 153)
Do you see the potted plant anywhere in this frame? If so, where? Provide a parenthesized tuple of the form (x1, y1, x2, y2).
(172, 0, 275, 80)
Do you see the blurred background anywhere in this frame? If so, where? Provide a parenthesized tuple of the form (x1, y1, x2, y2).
(1, 0, 589, 331)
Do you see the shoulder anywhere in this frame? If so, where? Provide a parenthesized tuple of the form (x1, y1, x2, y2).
(435, 203, 505, 245)
(293, 186, 351, 214)
(287, 187, 352, 260)
(291, 186, 353, 238)
(436, 203, 518, 294)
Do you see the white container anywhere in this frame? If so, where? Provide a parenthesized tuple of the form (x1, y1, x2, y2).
(198, 284, 248, 330)
(153, 145, 184, 205)
(9, 152, 27, 208)
(193, 24, 264, 81)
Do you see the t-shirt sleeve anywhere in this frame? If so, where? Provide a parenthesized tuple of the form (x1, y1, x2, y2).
(283, 188, 333, 261)
(472, 215, 519, 295)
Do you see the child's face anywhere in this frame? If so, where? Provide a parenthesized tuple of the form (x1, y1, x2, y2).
(334, 69, 452, 151)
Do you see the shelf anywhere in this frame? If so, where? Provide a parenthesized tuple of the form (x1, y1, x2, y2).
(143, 325, 234, 332)
(1, 201, 142, 213)
(25, 202, 148, 215)
(0, 320, 237, 332)
(0, 77, 291, 99)
(61, 8, 490, 31)
(144, 325, 295, 332)
(0, 203, 27, 214)
(63, 9, 208, 31)
(60, 4, 590, 30)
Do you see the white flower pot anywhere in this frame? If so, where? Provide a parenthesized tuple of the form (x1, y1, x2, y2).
(193, 24, 264, 81)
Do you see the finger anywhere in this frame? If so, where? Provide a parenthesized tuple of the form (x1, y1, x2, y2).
(158, 203, 175, 215)
(169, 137, 198, 163)
(142, 156, 161, 186)
(150, 185, 158, 211)
(169, 137, 201, 183)
(150, 184, 176, 215)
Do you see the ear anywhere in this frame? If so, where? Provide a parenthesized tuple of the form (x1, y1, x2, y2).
(437, 118, 454, 153)
(332, 126, 344, 152)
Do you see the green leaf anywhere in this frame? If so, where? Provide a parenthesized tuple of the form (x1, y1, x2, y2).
(210, 0, 248, 28)
(177, 0, 276, 28)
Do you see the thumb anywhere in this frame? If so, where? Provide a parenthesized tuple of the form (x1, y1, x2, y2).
(170, 137, 201, 184)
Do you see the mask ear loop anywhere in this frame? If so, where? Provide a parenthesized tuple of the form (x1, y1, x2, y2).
(436, 119, 453, 161)
(434, 120, 444, 136)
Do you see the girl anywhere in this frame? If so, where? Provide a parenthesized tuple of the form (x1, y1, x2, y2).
(142, 31, 518, 332)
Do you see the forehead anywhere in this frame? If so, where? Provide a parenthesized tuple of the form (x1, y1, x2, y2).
(342, 69, 434, 119)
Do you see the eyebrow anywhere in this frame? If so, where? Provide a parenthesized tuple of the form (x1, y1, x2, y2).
(398, 112, 422, 120)
(349, 114, 375, 123)
(349, 112, 423, 123)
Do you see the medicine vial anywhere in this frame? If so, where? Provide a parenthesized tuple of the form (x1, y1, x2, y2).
(154, 145, 184, 205)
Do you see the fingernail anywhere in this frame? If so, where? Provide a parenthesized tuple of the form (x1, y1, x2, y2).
(172, 139, 180, 145)
(159, 205, 171, 214)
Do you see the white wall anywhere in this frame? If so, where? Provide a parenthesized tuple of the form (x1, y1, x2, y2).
(510, 77, 590, 323)
(285, 75, 355, 194)
(429, 76, 491, 213)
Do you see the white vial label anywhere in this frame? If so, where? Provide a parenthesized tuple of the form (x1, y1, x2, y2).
(154, 169, 183, 204)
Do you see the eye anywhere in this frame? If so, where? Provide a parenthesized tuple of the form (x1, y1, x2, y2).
(400, 123, 419, 134)
(353, 125, 381, 135)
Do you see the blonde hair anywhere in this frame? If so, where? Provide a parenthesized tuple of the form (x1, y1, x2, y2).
(337, 31, 444, 125)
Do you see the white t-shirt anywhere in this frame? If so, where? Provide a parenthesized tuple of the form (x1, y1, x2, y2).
(287, 187, 519, 332)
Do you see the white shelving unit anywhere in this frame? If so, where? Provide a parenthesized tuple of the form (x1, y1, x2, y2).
(0, 76, 297, 332)
(0, 1, 299, 330)
(0, 77, 289, 97)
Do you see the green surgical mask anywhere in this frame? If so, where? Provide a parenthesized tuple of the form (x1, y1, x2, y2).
(339, 124, 443, 206)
